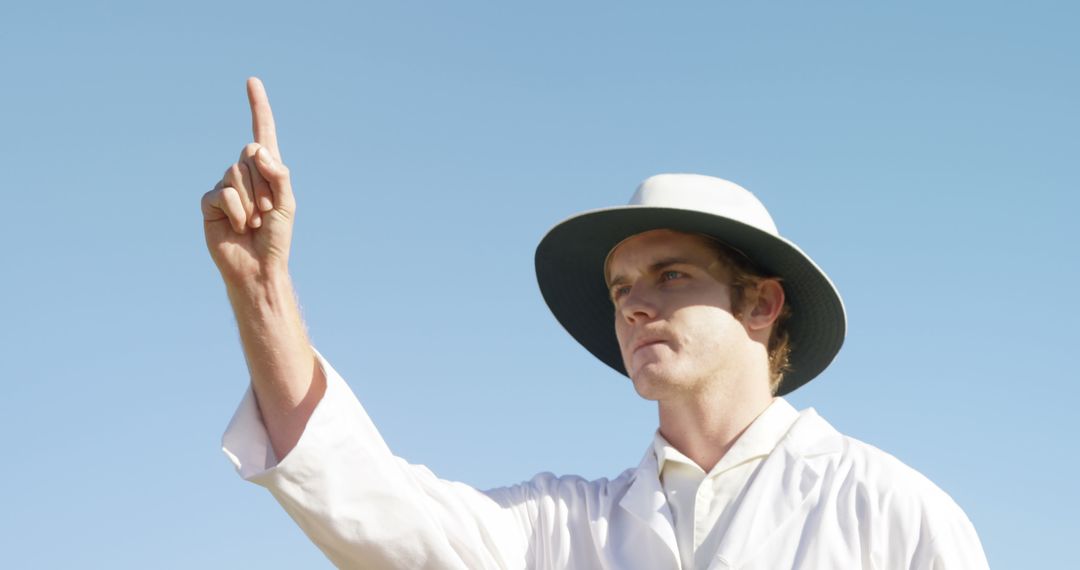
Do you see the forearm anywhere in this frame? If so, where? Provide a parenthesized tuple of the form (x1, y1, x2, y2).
(226, 271, 326, 461)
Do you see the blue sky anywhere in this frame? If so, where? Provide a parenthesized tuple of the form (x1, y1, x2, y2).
(2, 1, 1075, 567)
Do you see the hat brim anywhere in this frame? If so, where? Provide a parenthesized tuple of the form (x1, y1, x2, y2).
(535, 205, 846, 395)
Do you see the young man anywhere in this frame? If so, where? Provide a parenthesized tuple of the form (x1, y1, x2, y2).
(207, 79, 988, 568)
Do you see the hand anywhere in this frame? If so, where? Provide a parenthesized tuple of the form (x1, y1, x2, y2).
(202, 78, 296, 286)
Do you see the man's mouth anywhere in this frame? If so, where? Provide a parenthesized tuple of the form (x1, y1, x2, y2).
(632, 338, 667, 354)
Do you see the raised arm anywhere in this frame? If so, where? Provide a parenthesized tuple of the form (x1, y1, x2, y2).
(207, 79, 549, 569)
(202, 77, 324, 461)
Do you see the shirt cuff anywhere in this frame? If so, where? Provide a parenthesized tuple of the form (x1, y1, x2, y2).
(221, 348, 337, 480)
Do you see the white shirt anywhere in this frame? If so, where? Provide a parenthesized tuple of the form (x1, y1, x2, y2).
(223, 351, 989, 569)
(654, 398, 800, 570)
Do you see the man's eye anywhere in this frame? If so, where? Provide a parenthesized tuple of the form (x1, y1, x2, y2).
(611, 285, 631, 300)
(660, 270, 684, 282)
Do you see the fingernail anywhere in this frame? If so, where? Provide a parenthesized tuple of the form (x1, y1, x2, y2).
(258, 196, 273, 212)
(251, 212, 262, 228)
(257, 147, 274, 167)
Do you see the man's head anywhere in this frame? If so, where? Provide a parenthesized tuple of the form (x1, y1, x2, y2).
(604, 229, 791, 398)
(535, 174, 845, 395)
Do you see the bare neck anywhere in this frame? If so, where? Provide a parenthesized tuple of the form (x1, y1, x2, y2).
(657, 381, 774, 473)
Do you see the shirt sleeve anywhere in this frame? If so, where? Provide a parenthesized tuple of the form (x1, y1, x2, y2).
(876, 467, 990, 570)
(912, 499, 990, 570)
(221, 350, 535, 569)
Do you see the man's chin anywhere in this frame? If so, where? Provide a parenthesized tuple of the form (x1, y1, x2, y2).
(629, 366, 684, 401)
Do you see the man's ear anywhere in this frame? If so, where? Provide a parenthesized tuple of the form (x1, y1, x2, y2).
(745, 279, 785, 332)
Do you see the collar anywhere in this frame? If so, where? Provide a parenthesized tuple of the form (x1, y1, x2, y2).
(622, 406, 845, 568)
(651, 397, 801, 477)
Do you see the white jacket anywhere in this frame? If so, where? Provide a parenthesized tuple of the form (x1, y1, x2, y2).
(223, 355, 989, 569)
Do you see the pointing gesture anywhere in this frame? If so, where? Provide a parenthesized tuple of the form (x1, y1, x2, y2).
(202, 77, 296, 286)
(248, 77, 281, 162)
(202, 78, 323, 461)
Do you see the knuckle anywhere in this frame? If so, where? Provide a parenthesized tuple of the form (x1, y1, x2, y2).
(226, 165, 250, 195)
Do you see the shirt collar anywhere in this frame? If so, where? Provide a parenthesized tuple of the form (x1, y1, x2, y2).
(652, 397, 800, 477)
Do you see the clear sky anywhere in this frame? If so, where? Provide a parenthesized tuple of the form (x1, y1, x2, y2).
(2, 1, 1076, 567)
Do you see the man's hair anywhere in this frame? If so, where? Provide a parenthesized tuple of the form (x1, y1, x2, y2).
(704, 238, 793, 395)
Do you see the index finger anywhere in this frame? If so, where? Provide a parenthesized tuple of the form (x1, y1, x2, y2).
(247, 77, 281, 160)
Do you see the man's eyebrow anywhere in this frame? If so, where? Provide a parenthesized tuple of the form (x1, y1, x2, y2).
(606, 257, 695, 287)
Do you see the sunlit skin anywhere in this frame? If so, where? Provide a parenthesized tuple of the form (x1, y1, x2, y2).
(606, 229, 786, 471)
(202, 78, 325, 462)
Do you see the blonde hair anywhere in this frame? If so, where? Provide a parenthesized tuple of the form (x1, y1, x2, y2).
(705, 239, 793, 395)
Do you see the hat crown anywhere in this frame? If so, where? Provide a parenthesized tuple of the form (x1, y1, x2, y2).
(630, 174, 779, 236)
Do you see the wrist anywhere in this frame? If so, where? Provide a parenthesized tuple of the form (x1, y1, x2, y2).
(225, 269, 296, 317)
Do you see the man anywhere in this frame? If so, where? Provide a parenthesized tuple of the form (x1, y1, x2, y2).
(206, 79, 989, 569)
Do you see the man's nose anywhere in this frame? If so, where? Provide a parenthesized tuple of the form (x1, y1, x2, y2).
(619, 285, 658, 324)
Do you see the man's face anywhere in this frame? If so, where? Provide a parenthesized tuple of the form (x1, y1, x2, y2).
(606, 229, 753, 400)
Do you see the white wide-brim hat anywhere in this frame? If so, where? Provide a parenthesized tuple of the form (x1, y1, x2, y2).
(535, 173, 846, 395)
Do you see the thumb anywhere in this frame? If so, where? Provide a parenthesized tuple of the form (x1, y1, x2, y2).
(255, 146, 295, 212)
